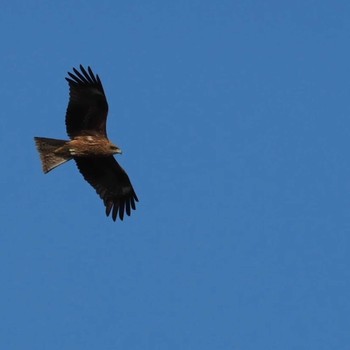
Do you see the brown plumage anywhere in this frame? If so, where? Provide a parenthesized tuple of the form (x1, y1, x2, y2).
(34, 65, 138, 221)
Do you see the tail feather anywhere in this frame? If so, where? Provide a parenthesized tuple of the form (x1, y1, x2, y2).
(34, 137, 72, 173)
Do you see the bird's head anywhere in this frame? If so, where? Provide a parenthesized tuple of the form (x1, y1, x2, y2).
(108, 142, 122, 155)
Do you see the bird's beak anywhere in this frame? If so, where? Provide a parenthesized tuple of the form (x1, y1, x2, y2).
(116, 148, 122, 155)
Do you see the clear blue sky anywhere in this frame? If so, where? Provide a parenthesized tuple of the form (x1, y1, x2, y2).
(1, 1, 350, 349)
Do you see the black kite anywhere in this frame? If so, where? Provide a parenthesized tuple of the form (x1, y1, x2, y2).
(34, 65, 138, 221)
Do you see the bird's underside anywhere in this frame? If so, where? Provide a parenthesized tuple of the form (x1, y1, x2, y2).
(34, 65, 138, 221)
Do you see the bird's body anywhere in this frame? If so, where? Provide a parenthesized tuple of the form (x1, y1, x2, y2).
(34, 65, 138, 221)
(61, 135, 121, 158)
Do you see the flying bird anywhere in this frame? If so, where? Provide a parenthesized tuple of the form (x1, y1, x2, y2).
(34, 65, 138, 221)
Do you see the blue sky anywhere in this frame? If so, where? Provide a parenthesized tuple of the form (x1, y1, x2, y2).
(1, 1, 350, 349)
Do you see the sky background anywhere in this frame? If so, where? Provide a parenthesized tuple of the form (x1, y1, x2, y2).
(1, 1, 350, 349)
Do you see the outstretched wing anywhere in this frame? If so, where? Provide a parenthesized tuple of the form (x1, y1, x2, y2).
(75, 157, 138, 221)
(65, 65, 109, 138)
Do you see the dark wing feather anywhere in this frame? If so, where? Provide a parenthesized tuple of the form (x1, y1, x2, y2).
(65, 65, 109, 138)
(75, 157, 138, 221)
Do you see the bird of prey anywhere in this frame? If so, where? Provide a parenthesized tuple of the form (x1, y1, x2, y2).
(34, 65, 138, 221)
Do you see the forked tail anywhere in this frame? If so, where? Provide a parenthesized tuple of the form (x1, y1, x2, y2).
(34, 137, 72, 173)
